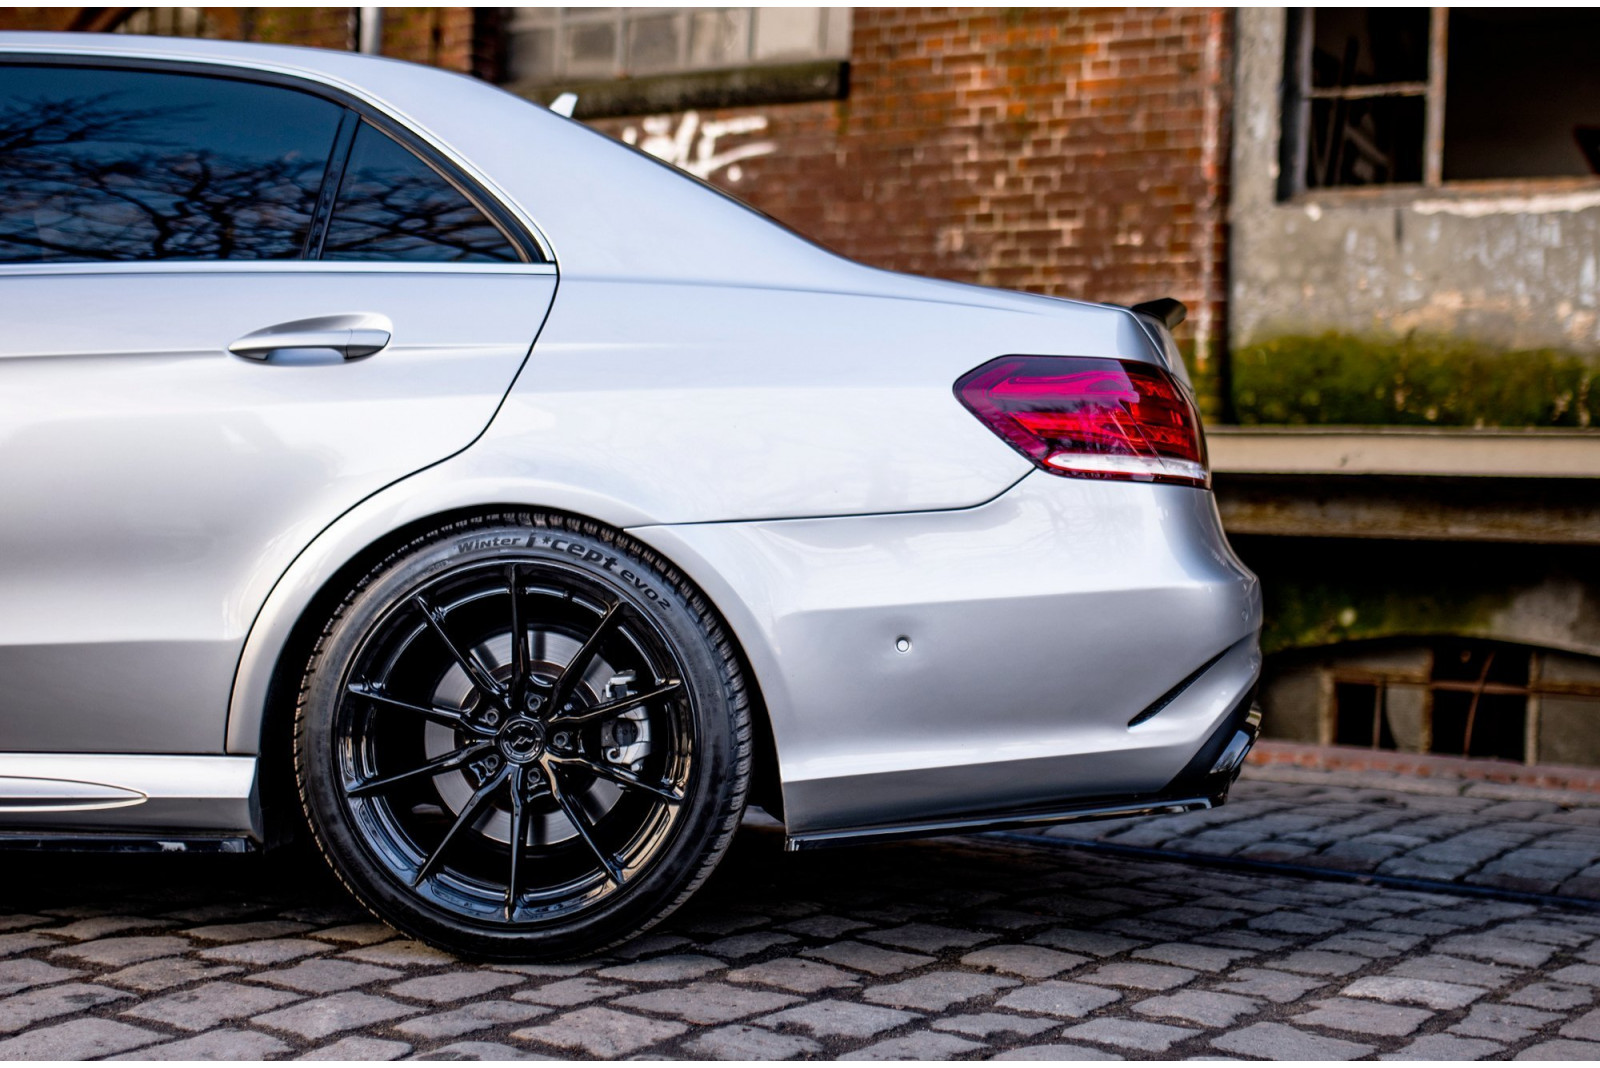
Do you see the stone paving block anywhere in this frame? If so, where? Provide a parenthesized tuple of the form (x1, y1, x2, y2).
(123, 980, 302, 1031)
(200, 937, 330, 966)
(682, 1023, 823, 1060)
(778, 914, 871, 939)
(1342, 975, 1484, 1010)
(1079, 961, 1196, 991)
(342, 940, 457, 967)
(0, 916, 46, 933)
(756, 997, 919, 1039)
(1450, 1001, 1558, 1041)
(840, 1031, 984, 1059)
(861, 970, 1018, 1011)
(512, 976, 627, 1006)
(252, 958, 404, 994)
(395, 999, 550, 1040)
(298, 1036, 413, 1059)
(253, 990, 421, 1040)
(725, 956, 861, 994)
(514, 1005, 687, 1057)
(1063, 1015, 1202, 1055)
(484, 962, 588, 978)
(803, 941, 935, 976)
(308, 923, 397, 946)
(1516, 1039, 1600, 1060)
(410, 1040, 547, 1060)
(1133, 942, 1253, 973)
(596, 953, 724, 983)
(1381, 1034, 1504, 1060)
(962, 944, 1088, 979)
(610, 932, 696, 959)
(699, 931, 798, 959)
(0, 981, 131, 1032)
(185, 920, 313, 943)
(388, 969, 523, 1003)
(115, 1028, 293, 1060)
(614, 980, 799, 1024)
(1213, 967, 1330, 1003)
(1497, 920, 1594, 947)
(1275, 949, 1369, 976)
(1248, 911, 1345, 935)
(103, 958, 243, 992)
(1292, 997, 1433, 1036)
(1505, 981, 1593, 1010)
(995, 979, 1122, 1018)
(1314, 932, 1423, 958)
(990, 1043, 1123, 1060)
(1133, 989, 1262, 1027)
(1561, 1007, 1600, 1040)
(0, 1017, 161, 1059)
(37, 915, 176, 941)
(1030, 930, 1141, 957)
(1198, 929, 1291, 952)
(0, 958, 84, 995)
(51, 934, 193, 967)
(1385, 953, 1521, 989)
(860, 922, 989, 953)
(1435, 935, 1556, 967)
(1150, 902, 1253, 926)
(1549, 963, 1600, 987)
(931, 1012, 1057, 1037)
(1212, 1021, 1375, 1060)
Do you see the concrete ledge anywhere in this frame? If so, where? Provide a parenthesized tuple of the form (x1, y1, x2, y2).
(1209, 427, 1600, 479)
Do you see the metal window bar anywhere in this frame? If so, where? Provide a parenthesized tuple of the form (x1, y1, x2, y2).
(1329, 654, 1600, 764)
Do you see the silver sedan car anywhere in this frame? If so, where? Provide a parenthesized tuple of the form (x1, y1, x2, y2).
(0, 34, 1262, 959)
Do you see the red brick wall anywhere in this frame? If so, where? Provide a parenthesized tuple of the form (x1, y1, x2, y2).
(591, 7, 1233, 411)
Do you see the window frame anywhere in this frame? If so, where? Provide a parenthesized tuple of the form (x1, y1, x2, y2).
(0, 53, 548, 267)
(1279, 6, 1600, 201)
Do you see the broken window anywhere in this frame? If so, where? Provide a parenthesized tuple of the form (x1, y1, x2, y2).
(1280, 7, 1600, 196)
(504, 8, 851, 85)
(1325, 640, 1599, 764)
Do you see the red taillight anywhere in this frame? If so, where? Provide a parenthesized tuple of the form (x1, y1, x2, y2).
(954, 355, 1209, 488)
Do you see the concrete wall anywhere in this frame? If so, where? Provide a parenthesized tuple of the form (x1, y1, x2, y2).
(1230, 7, 1600, 427)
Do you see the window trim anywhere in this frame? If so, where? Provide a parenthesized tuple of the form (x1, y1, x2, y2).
(1279, 6, 1600, 201)
(0, 50, 554, 267)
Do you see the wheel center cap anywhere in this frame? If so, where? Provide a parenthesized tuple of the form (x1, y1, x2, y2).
(499, 718, 546, 764)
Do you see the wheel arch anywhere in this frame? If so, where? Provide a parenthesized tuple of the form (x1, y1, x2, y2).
(238, 499, 785, 844)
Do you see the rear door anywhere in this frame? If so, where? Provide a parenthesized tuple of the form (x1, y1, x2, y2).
(0, 60, 556, 753)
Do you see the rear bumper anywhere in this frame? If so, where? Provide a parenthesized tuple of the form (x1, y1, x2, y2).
(632, 470, 1262, 837)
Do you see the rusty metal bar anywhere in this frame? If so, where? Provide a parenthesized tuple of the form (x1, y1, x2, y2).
(1306, 82, 1429, 101)
(1424, 7, 1449, 186)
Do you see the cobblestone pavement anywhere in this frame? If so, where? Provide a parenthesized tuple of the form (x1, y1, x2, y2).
(6, 818, 1600, 1059)
(1027, 764, 1600, 901)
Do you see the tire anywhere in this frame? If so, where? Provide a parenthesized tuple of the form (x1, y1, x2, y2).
(294, 511, 752, 960)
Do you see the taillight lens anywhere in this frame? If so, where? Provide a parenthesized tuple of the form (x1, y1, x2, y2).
(954, 355, 1209, 488)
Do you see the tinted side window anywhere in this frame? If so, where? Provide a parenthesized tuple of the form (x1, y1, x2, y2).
(321, 123, 520, 263)
(0, 65, 342, 262)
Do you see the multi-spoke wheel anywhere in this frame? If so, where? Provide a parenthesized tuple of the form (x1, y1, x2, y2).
(296, 514, 751, 960)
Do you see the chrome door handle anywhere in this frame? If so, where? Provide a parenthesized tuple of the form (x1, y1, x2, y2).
(228, 314, 392, 362)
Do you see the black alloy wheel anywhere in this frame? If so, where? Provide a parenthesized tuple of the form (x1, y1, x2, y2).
(295, 513, 751, 960)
